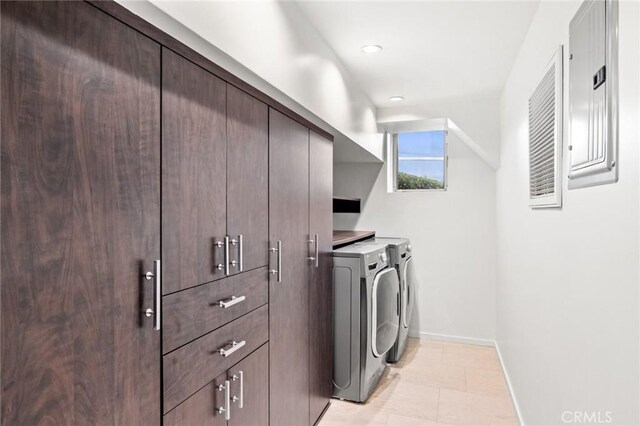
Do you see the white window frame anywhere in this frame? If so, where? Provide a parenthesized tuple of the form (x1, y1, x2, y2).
(391, 130, 449, 192)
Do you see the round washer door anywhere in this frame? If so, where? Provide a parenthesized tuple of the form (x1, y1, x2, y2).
(402, 256, 415, 328)
(371, 267, 400, 358)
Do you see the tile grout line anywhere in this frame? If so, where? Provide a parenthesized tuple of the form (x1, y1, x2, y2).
(435, 387, 441, 423)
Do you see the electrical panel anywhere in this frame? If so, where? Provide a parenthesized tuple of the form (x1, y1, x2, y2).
(568, 0, 618, 189)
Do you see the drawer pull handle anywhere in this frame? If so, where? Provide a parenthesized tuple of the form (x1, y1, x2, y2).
(217, 380, 231, 420)
(218, 295, 246, 309)
(218, 340, 246, 357)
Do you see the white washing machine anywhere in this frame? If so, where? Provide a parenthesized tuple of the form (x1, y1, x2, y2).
(358, 238, 414, 363)
(332, 242, 400, 402)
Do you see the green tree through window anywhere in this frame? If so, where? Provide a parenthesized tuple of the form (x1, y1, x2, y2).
(395, 130, 447, 190)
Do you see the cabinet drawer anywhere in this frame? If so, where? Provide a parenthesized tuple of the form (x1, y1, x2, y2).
(164, 373, 227, 426)
(164, 344, 269, 426)
(163, 305, 268, 413)
(163, 267, 268, 353)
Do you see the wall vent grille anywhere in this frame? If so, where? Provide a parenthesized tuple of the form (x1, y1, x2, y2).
(529, 47, 563, 208)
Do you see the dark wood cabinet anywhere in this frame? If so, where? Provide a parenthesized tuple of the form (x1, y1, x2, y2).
(2, 2, 333, 424)
(163, 305, 268, 412)
(227, 85, 269, 274)
(162, 54, 268, 292)
(164, 344, 268, 426)
(228, 344, 269, 426)
(164, 372, 228, 426)
(309, 131, 335, 424)
(1, 1, 161, 424)
(162, 267, 268, 354)
(162, 47, 228, 294)
(269, 109, 311, 426)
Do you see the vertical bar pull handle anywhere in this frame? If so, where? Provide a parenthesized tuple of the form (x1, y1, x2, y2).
(144, 260, 161, 331)
(224, 236, 230, 276)
(269, 240, 282, 283)
(314, 233, 319, 268)
(217, 380, 231, 421)
(277, 240, 282, 283)
(238, 234, 244, 272)
(232, 370, 244, 409)
(307, 234, 320, 267)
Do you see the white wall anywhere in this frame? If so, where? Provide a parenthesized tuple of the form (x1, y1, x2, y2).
(116, 0, 382, 162)
(377, 92, 502, 165)
(334, 133, 498, 342)
(496, 1, 639, 425)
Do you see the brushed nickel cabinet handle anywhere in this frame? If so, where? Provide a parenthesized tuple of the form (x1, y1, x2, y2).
(307, 234, 319, 267)
(144, 259, 161, 331)
(217, 380, 231, 420)
(238, 234, 244, 272)
(230, 236, 239, 271)
(218, 295, 246, 309)
(218, 340, 246, 358)
(215, 238, 229, 275)
(224, 236, 230, 276)
(314, 234, 319, 268)
(230, 235, 243, 271)
(231, 370, 244, 409)
(269, 240, 282, 283)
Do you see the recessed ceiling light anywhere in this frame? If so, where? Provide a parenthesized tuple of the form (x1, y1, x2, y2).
(361, 44, 382, 54)
(389, 96, 404, 102)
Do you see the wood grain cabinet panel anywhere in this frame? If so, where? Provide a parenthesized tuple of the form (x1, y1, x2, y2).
(164, 372, 228, 426)
(268, 109, 311, 426)
(163, 305, 269, 413)
(162, 47, 227, 294)
(163, 267, 268, 354)
(228, 344, 269, 426)
(1, 1, 161, 424)
(164, 344, 269, 426)
(227, 85, 269, 274)
(309, 131, 334, 424)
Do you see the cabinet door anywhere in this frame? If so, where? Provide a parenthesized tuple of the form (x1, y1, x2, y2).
(269, 109, 310, 426)
(1, 2, 161, 424)
(228, 344, 269, 426)
(162, 48, 227, 294)
(227, 85, 269, 274)
(164, 373, 228, 426)
(309, 131, 334, 424)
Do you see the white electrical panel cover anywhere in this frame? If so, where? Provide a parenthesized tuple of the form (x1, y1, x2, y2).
(568, 0, 618, 189)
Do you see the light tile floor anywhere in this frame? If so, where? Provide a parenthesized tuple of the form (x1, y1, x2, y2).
(320, 338, 518, 426)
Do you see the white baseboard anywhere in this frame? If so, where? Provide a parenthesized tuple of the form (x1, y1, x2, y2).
(408, 330, 495, 347)
(494, 341, 524, 426)
(408, 331, 524, 425)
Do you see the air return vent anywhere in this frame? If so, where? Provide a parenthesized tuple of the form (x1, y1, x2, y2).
(529, 46, 563, 209)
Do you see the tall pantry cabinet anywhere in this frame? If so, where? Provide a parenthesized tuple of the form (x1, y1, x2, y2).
(1, 1, 334, 425)
(1, 1, 162, 424)
(269, 111, 334, 426)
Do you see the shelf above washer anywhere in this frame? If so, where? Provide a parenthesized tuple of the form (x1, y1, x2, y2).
(333, 196, 361, 213)
(332, 230, 375, 249)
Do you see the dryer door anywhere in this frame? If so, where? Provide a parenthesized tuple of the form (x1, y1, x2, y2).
(402, 256, 415, 328)
(371, 267, 400, 357)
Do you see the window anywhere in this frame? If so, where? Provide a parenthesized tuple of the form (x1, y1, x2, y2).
(392, 130, 448, 191)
